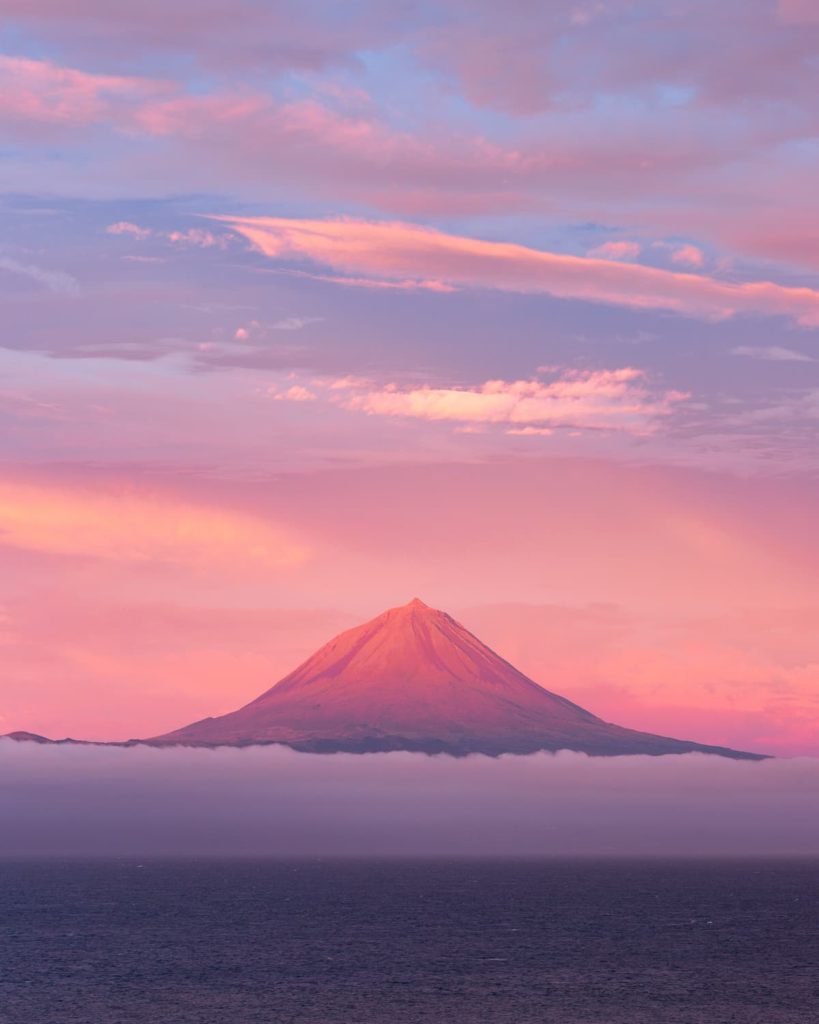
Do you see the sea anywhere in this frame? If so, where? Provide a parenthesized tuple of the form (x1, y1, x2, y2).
(0, 859, 816, 1024)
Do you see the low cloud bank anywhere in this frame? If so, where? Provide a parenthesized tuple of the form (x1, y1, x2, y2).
(2, 742, 818, 857)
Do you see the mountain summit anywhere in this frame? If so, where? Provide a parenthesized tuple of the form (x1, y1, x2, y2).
(150, 599, 762, 758)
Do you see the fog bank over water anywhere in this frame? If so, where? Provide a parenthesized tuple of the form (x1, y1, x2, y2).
(2, 742, 818, 857)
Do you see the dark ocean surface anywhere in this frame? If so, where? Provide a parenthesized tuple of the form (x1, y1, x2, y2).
(0, 859, 817, 1024)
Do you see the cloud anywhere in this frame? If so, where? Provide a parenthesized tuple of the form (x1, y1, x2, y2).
(0, 477, 308, 569)
(506, 426, 555, 436)
(235, 317, 323, 340)
(0, 255, 79, 295)
(3, 13, 819, 275)
(1, 743, 818, 856)
(0, 1, 388, 74)
(329, 368, 686, 434)
(731, 345, 814, 362)
(289, 270, 456, 292)
(166, 227, 223, 248)
(4, 52, 819, 276)
(0, 55, 163, 132)
(270, 384, 317, 402)
(271, 316, 323, 330)
(219, 216, 819, 325)
(3, 1, 816, 116)
(420, 1, 819, 114)
(670, 244, 705, 268)
(587, 240, 641, 261)
(105, 221, 225, 248)
(105, 220, 151, 239)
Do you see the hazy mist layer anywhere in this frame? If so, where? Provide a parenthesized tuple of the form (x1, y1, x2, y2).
(2, 742, 818, 857)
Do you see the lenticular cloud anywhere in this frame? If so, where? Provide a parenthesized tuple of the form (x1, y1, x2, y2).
(1, 741, 818, 857)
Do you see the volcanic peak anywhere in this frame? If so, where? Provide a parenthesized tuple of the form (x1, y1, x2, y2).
(144, 597, 765, 759)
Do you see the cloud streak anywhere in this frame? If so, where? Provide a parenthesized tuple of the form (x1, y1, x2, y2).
(732, 345, 814, 362)
(220, 216, 819, 325)
(0, 478, 308, 569)
(0, 256, 79, 294)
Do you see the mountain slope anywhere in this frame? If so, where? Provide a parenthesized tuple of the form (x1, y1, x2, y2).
(150, 599, 763, 758)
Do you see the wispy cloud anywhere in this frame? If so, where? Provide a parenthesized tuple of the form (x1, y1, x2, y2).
(105, 222, 226, 248)
(233, 317, 323, 341)
(271, 316, 323, 330)
(731, 345, 814, 362)
(0, 256, 79, 295)
(219, 216, 819, 325)
(0, 478, 308, 569)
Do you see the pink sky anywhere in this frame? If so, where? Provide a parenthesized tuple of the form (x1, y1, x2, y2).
(1, 458, 817, 755)
(1, 2, 818, 757)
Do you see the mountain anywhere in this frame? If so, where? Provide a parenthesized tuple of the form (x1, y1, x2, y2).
(148, 598, 764, 759)
(3, 731, 57, 744)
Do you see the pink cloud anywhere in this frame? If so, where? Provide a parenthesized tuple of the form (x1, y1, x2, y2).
(218, 215, 819, 325)
(0, 59, 743, 220)
(132, 93, 268, 137)
(5, 55, 819, 276)
(166, 227, 223, 248)
(505, 426, 555, 436)
(0, 1, 389, 75)
(670, 244, 705, 268)
(125, 91, 544, 210)
(270, 385, 317, 403)
(3, 11, 819, 280)
(0, 55, 162, 131)
(105, 220, 227, 249)
(105, 221, 151, 240)
(420, 1, 819, 114)
(299, 367, 687, 434)
(588, 240, 642, 261)
(6, 0, 816, 113)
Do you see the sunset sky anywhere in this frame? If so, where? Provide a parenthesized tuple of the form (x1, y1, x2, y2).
(1, 1, 818, 755)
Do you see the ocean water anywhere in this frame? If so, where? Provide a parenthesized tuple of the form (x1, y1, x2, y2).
(0, 860, 816, 1024)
